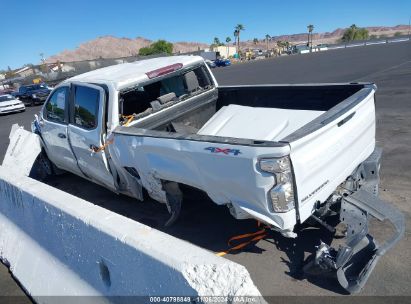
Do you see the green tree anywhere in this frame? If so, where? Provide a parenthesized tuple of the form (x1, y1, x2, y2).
(138, 47, 154, 56)
(253, 38, 259, 45)
(151, 40, 173, 54)
(213, 37, 221, 46)
(276, 41, 284, 53)
(341, 25, 369, 42)
(234, 24, 245, 54)
(307, 24, 314, 51)
(370, 34, 378, 40)
(225, 37, 232, 58)
(394, 31, 402, 37)
(139, 40, 173, 56)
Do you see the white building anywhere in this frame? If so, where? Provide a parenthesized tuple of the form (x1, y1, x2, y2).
(211, 45, 237, 59)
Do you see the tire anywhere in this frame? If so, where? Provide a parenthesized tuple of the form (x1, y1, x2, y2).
(29, 152, 54, 181)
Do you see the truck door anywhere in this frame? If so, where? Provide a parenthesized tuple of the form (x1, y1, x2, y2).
(40, 85, 83, 176)
(67, 83, 115, 190)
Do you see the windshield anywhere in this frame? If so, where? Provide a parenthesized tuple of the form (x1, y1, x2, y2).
(0, 95, 15, 102)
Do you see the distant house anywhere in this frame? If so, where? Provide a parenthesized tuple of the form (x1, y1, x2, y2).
(15, 66, 35, 78)
(48, 62, 65, 72)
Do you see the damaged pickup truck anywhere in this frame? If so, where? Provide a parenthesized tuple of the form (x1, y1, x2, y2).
(21, 55, 403, 293)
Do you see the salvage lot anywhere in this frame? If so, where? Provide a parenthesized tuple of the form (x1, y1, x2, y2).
(1, 41, 410, 297)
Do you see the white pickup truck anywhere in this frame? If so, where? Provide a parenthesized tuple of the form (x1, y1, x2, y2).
(27, 55, 403, 293)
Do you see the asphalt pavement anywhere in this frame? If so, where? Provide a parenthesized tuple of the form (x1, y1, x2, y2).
(0, 41, 410, 299)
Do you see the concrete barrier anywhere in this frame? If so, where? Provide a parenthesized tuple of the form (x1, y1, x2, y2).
(0, 166, 262, 302)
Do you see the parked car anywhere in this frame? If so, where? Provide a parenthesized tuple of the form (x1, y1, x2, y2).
(31, 56, 404, 294)
(13, 84, 52, 106)
(0, 88, 15, 95)
(0, 94, 25, 114)
(205, 59, 216, 68)
(215, 58, 231, 67)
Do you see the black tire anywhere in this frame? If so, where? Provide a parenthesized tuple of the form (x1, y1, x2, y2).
(29, 152, 54, 181)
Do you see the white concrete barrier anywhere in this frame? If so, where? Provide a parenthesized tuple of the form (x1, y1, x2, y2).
(0, 166, 262, 302)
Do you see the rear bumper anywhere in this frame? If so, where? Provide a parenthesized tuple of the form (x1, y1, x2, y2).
(336, 190, 405, 293)
(304, 147, 405, 294)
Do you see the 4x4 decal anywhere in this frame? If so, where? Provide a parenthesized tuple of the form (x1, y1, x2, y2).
(205, 147, 242, 156)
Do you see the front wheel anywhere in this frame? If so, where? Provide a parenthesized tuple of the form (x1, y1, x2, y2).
(29, 152, 54, 181)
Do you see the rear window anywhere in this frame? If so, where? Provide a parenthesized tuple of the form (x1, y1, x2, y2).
(120, 64, 214, 118)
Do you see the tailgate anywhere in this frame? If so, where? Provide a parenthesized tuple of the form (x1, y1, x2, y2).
(285, 86, 377, 222)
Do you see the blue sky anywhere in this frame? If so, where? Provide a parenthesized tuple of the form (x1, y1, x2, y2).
(1, 0, 410, 70)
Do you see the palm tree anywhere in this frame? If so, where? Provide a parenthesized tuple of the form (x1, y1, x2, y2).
(225, 37, 232, 58)
(276, 40, 283, 52)
(307, 24, 314, 52)
(213, 37, 220, 47)
(265, 34, 271, 52)
(234, 24, 245, 54)
(253, 38, 259, 45)
(350, 24, 357, 41)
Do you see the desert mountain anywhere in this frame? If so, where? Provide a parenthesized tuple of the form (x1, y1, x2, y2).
(46, 36, 208, 63)
(244, 25, 410, 48)
(46, 25, 409, 62)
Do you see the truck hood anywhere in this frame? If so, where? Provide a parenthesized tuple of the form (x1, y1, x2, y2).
(29, 89, 51, 96)
(197, 105, 325, 141)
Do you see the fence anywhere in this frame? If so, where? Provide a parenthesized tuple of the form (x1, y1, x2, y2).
(327, 35, 410, 50)
(0, 53, 168, 88)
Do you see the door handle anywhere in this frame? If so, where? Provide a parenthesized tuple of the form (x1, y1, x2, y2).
(58, 133, 66, 139)
(89, 144, 99, 152)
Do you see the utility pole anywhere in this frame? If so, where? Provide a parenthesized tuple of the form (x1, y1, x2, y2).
(40, 53, 49, 79)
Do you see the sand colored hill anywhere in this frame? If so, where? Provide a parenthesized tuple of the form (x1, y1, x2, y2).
(46, 25, 410, 62)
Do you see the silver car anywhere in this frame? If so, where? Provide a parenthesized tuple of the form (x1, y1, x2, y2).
(0, 94, 25, 114)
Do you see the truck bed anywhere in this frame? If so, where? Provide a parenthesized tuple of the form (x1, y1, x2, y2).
(197, 104, 325, 141)
(112, 83, 376, 228)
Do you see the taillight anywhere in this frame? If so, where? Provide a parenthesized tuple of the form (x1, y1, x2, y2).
(146, 63, 183, 79)
(260, 156, 295, 213)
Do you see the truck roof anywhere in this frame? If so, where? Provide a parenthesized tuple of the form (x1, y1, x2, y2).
(66, 55, 204, 90)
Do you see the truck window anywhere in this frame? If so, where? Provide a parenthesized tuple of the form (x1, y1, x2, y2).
(73, 86, 99, 130)
(44, 87, 68, 123)
(120, 64, 213, 118)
